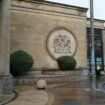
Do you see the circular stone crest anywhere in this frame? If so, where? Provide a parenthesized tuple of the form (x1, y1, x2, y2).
(47, 28, 77, 59)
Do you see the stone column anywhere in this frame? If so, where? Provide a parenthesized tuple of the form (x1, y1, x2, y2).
(0, 0, 13, 94)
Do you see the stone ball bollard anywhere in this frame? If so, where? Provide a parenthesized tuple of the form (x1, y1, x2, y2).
(37, 79, 47, 90)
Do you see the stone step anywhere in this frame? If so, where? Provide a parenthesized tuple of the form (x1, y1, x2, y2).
(42, 69, 86, 75)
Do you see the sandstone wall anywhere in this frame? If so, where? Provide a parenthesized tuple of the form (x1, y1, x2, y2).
(10, 0, 87, 70)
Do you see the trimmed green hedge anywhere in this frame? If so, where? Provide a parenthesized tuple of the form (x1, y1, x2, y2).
(57, 56, 76, 70)
(10, 50, 34, 76)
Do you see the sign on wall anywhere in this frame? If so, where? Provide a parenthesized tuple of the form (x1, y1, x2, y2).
(47, 28, 77, 59)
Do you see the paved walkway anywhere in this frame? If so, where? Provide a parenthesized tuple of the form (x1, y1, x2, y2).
(6, 85, 48, 105)
(49, 79, 105, 105)
(2, 76, 105, 105)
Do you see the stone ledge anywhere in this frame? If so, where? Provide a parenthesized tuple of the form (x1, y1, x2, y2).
(13, 70, 89, 85)
(42, 69, 85, 75)
(13, 74, 88, 85)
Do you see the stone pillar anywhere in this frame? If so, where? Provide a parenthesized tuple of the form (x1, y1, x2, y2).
(0, 0, 13, 94)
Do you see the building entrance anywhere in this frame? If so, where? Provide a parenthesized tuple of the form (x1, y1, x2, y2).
(87, 28, 104, 75)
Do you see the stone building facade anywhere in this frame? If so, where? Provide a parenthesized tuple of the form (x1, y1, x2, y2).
(10, 0, 105, 71)
(11, 0, 88, 70)
(0, 0, 105, 93)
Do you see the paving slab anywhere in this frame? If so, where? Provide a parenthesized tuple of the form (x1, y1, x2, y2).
(7, 85, 48, 105)
(49, 80, 105, 105)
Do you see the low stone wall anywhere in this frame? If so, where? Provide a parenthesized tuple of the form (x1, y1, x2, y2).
(13, 70, 89, 85)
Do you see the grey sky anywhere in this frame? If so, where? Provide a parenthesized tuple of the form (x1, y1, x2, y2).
(47, 0, 105, 20)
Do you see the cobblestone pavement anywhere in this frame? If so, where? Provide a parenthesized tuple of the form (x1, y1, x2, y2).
(49, 79, 105, 105)
(7, 85, 48, 105)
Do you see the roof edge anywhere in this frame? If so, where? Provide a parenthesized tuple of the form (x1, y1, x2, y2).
(87, 18, 105, 22)
(18, 0, 88, 11)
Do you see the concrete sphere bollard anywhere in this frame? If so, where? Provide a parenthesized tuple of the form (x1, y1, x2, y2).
(37, 79, 47, 89)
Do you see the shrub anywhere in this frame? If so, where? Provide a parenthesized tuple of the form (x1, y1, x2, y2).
(10, 50, 34, 76)
(57, 56, 76, 70)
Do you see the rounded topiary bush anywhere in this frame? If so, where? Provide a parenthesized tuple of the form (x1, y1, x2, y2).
(10, 50, 34, 76)
(57, 56, 76, 70)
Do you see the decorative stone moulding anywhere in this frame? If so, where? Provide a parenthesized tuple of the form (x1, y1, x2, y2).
(47, 28, 77, 60)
